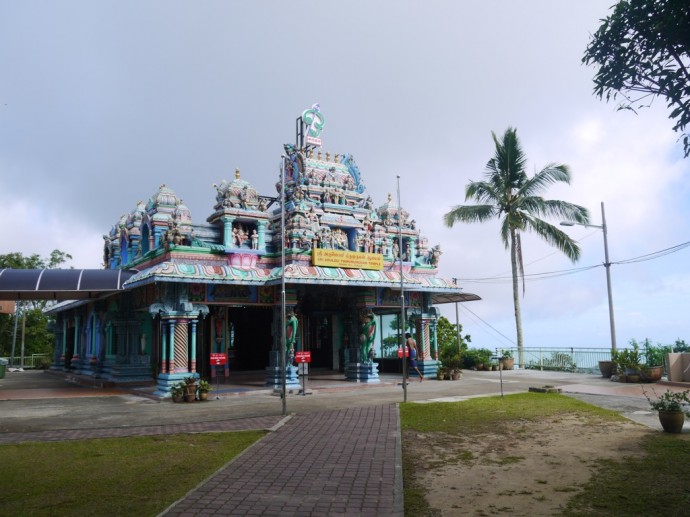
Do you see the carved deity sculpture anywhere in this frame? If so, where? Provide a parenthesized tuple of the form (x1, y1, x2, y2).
(359, 312, 377, 363)
(429, 245, 442, 266)
(285, 311, 298, 359)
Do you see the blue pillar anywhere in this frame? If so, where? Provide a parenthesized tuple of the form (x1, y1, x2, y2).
(169, 320, 176, 369)
(190, 320, 198, 372)
(257, 220, 267, 251)
(221, 216, 235, 247)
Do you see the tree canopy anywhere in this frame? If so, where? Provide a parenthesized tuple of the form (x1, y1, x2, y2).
(583, 0, 690, 157)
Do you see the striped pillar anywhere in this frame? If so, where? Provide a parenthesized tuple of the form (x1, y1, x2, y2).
(189, 320, 198, 373)
(173, 321, 188, 372)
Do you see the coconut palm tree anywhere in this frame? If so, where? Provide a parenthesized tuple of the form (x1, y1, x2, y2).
(443, 128, 589, 367)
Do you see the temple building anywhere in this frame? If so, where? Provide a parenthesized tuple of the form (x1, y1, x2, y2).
(46, 107, 480, 395)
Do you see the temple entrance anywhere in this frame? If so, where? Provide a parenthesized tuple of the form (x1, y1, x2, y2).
(200, 306, 273, 376)
(305, 313, 333, 369)
(226, 306, 272, 371)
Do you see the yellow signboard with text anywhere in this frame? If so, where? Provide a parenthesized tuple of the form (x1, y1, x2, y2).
(312, 249, 384, 271)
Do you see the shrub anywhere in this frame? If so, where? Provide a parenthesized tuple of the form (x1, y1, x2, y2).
(526, 352, 577, 372)
(462, 348, 493, 369)
(33, 356, 53, 369)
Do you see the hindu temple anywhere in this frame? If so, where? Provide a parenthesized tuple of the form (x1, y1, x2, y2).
(43, 106, 480, 395)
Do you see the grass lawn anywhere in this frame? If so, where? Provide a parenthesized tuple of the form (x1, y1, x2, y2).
(400, 392, 690, 516)
(0, 431, 265, 516)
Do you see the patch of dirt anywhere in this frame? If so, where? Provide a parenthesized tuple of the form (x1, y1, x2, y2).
(404, 414, 650, 516)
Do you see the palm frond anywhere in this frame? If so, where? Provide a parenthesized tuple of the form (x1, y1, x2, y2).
(443, 204, 496, 227)
(523, 215, 582, 262)
(520, 198, 590, 224)
(520, 164, 572, 198)
(499, 217, 511, 249)
(465, 181, 500, 204)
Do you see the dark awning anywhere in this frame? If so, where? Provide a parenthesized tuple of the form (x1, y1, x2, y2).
(0, 269, 137, 300)
(430, 292, 482, 304)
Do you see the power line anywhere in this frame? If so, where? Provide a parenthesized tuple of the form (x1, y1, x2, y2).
(455, 239, 690, 285)
(614, 241, 690, 265)
(458, 304, 515, 347)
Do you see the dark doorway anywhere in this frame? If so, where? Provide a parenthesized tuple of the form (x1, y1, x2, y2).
(227, 306, 273, 370)
(306, 313, 332, 369)
(65, 325, 75, 369)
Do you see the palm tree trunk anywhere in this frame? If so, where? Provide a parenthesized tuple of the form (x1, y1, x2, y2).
(510, 230, 524, 368)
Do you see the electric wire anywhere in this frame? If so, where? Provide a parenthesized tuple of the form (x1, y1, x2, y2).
(452, 239, 689, 344)
(454, 239, 690, 285)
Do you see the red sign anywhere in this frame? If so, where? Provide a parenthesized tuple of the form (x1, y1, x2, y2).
(210, 353, 227, 366)
(397, 347, 409, 358)
(295, 351, 311, 363)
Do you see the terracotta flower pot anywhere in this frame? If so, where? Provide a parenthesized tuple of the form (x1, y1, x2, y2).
(642, 366, 663, 382)
(658, 410, 685, 433)
(598, 360, 615, 378)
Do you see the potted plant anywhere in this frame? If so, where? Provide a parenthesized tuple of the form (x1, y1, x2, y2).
(598, 357, 615, 378)
(500, 350, 514, 370)
(439, 343, 463, 379)
(183, 376, 198, 402)
(613, 344, 643, 382)
(443, 353, 463, 380)
(170, 382, 185, 403)
(436, 366, 447, 380)
(197, 380, 211, 401)
(644, 387, 690, 433)
(641, 339, 670, 382)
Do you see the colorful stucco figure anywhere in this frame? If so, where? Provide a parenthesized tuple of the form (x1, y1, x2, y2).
(286, 310, 298, 355)
(359, 312, 377, 363)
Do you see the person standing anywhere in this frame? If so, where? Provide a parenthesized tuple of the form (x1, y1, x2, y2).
(405, 332, 424, 382)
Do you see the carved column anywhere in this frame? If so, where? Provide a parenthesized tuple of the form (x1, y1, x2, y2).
(429, 318, 438, 360)
(58, 318, 67, 363)
(221, 216, 235, 247)
(173, 320, 189, 372)
(161, 319, 169, 373)
(169, 320, 176, 370)
(128, 234, 140, 259)
(257, 220, 267, 251)
(189, 320, 198, 373)
(72, 315, 81, 361)
(415, 318, 431, 361)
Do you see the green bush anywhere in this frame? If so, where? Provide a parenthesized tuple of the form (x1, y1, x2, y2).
(673, 339, 690, 353)
(462, 348, 493, 369)
(33, 355, 53, 369)
(526, 352, 577, 372)
(640, 338, 672, 367)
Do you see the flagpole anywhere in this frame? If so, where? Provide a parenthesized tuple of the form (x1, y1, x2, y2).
(397, 175, 407, 402)
(280, 156, 287, 415)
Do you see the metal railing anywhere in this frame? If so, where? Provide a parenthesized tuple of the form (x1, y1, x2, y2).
(503, 348, 614, 374)
(0, 354, 51, 369)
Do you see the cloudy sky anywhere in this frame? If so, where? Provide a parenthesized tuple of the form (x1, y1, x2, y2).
(1, 1, 688, 350)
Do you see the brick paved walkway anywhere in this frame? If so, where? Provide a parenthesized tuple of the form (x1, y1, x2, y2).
(162, 405, 402, 516)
